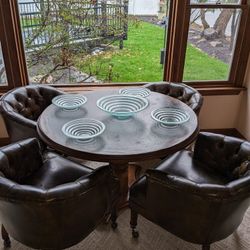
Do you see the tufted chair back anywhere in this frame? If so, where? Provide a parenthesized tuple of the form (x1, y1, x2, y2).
(0, 139, 43, 183)
(0, 85, 64, 143)
(194, 132, 250, 180)
(144, 82, 203, 114)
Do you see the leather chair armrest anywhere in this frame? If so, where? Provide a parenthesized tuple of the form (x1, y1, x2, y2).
(226, 176, 250, 196)
(77, 165, 113, 183)
(0, 165, 119, 204)
(0, 100, 37, 129)
(0, 177, 47, 202)
(146, 169, 236, 199)
(144, 82, 170, 93)
(77, 165, 119, 211)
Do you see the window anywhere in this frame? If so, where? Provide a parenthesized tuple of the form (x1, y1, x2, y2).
(184, 7, 241, 81)
(17, 0, 169, 85)
(164, 0, 250, 89)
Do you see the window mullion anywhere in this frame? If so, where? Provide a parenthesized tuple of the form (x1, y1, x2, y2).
(163, 0, 190, 82)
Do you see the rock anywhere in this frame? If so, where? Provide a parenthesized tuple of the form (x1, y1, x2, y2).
(91, 47, 104, 56)
(192, 35, 201, 40)
(196, 38, 206, 44)
(30, 66, 100, 84)
(157, 16, 168, 26)
(68, 66, 100, 83)
(210, 41, 223, 47)
(189, 30, 196, 34)
(203, 28, 218, 40)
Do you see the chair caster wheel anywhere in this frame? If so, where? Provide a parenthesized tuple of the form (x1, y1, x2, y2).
(132, 230, 139, 238)
(4, 239, 11, 248)
(111, 222, 118, 229)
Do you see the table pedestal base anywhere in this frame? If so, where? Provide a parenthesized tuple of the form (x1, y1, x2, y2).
(110, 162, 141, 209)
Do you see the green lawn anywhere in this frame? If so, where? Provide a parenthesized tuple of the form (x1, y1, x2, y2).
(76, 21, 229, 82)
(183, 44, 229, 81)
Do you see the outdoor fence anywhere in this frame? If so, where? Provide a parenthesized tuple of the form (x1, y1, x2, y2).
(18, 0, 128, 49)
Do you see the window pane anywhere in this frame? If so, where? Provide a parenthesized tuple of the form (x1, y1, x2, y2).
(0, 43, 7, 85)
(18, 0, 169, 84)
(190, 0, 241, 4)
(183, 8, 241, 81)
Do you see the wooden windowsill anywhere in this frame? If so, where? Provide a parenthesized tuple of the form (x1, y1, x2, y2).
(195, 86, 246, 96)
(0, 84, 246, 97)
(56, 84, 246, 96)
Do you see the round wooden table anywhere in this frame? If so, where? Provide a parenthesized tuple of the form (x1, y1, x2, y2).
(37, 89, 199, 206)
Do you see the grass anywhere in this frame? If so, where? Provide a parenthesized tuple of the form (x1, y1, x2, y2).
(75, 21, 229, 82)
(183, 44, 229, 81)
(76, 21, 165, 82)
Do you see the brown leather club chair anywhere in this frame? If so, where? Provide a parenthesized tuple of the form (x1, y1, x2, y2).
(144, 82, 203, 115)
(0, 138, 119, 249)
(0, 84, 64, 143)
(129, 132, 250, 250)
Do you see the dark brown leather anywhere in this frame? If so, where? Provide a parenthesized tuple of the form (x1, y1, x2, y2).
(130, 132, 250, 247)
(0, 138, 119, 249)
(144, 82, 203, 114)
(0, 84, 64, 143)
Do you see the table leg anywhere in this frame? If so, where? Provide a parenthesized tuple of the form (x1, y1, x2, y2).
(110, 162, 142, 209)
(110, 162, 129, 209)
(128, 163, 142, 187)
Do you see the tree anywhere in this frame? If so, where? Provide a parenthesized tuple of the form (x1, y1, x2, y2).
(195, 0, 234, 38)
(20, 0, 128, 84)
(200, 9, 209, 29)
(213, 9, 234, 37)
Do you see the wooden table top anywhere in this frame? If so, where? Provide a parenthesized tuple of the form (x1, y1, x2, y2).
(37, 89, 199, 162)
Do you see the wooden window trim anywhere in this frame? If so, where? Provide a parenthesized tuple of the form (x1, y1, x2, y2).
(0, 0, 28, 91)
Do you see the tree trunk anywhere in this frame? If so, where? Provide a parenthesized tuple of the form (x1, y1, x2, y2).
(200, 9, 209, 30)
(213, 9, 234, 37)
(230, 9, 239, 50)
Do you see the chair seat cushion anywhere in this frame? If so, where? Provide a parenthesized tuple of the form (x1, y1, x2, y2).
(156, 150, 229, 185)
(22, 153, 92, 189)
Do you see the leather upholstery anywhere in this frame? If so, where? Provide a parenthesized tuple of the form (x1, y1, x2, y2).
(0, 138, 119, 249)
(130, 132, 250, 247)
(144, 82, 203, 114)
(0, 85, 64, 143)
(156, 151, 229, 185)
(22, 152, 92, 189)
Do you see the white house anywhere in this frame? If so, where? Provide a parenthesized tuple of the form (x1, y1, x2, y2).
(128, 0, 160, 16)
